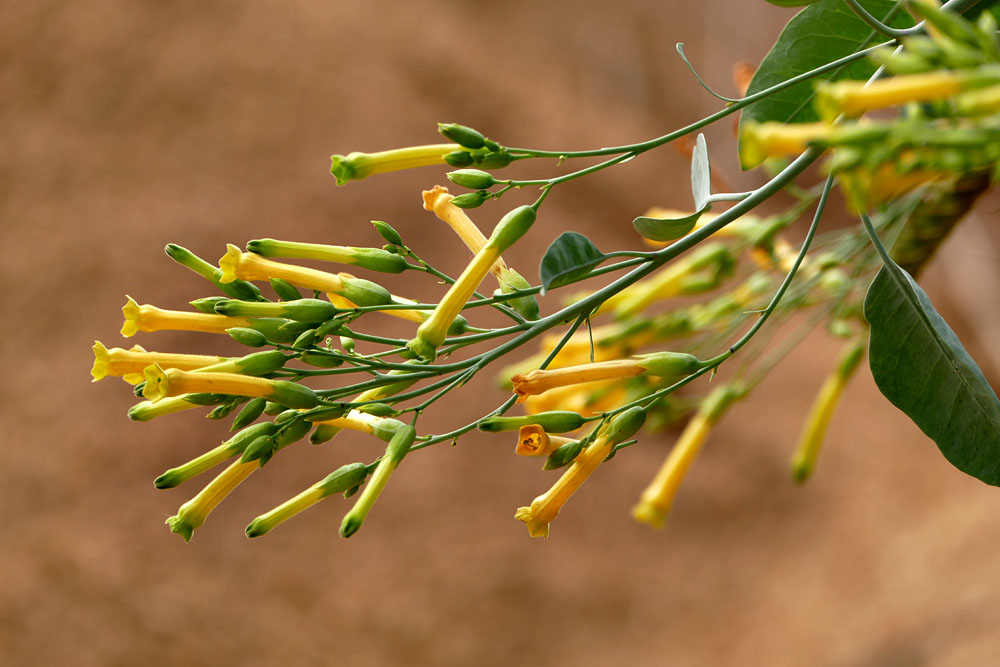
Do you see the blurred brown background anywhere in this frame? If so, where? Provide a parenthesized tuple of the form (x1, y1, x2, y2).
(5, 1, 1000, 665)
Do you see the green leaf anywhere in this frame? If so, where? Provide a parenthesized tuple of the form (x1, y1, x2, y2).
(539, 232, 607, 292)
(633, 210, 704, 242)
(691, 133, 712, 211)
(738, 0, 913, 169)
(865, 262, 1000, 486)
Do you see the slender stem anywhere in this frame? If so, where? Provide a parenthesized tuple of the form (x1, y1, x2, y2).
(843, 0, 922, 38)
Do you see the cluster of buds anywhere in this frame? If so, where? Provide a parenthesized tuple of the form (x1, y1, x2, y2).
(741, 2, 1000, 213)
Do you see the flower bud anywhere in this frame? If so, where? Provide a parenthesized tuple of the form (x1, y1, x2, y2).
(487, 205, 537, 253)
(318, 462, 370, 495)
(450, 191, 489, 209)
(292, 329, 318, 349)
(600, 406, 647, 445)
(240, 435, 277, 466)
(309, 423, 341, 445)
(476, 150, 513, 170)
(164, 244, 263, 301)
(498, 267, 540, 321)
(438, 123, 486, 149)
(215, 298, 339, 323)
(226, 327, 268, 347)
(445, 150, 475, 167)
(634, 351, 704, 378)
(337, 277, 392, 307)
(315, 318, 345, 337)
(269, 278, 302, 301)
(231, 397, 266, 431)
(190, 296, 229, 314)
(477, 411, 587, 433)
(273, 418, 312, 447)
(542, 439, 585, 470)
(447, 168, 496, 190)
(300, 352, 344, 368)
(371, 220, 404, 246)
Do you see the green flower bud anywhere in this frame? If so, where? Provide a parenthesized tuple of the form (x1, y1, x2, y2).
(438, 123, 486, 149)
(477, 410, 586, 433)
(447, 168, 496, 190)
(315, 318, 346, 337)
(360, 403, 398, 419)
(268, 381, 320, 410)
(276, 319, 312, 338)
(208, 402, 239, 420)
(183, 393, 231, 406)
(215, 298, 338, 323)
(233, 350, 288, 375)
(445, 150, 475, 167)
(273, 418, 312, 447)
(498, 267, 540, 321)
(263, 401, 286, 415)
(243, 318, 294, 344)
(300, 352, 344, 368)
(449, 191, 489, 209)
(190, 296, 229, 314)
(293, 328, 318, 349)
(318, 462, 370, 495)
(543, 439, 584, 470)
(447, 315, 472, 335)
(302, 404, 350, 421)
(274, 409, 299, 425)
(635, 351, 704, 378)
(269, 278, 303, 301)
(231, 397, 267, 431)
(371, 417, 406, 442)
(240, 435, 277, 466)
(227, 327, 268, 347)
(165, 243, 263, 301)
(339, 336, 355, 354)
(371, 220, 404, 246)
(337, 277, 392, 307)
(475, 150, 513, 170)
(487, 205, 537, 253)
(600, 406, 647, 445)
(309, 423, 342, 445)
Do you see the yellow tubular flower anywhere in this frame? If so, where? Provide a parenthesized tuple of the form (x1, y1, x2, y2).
(516, 407, 646, 537)
(815, 72, 963, 121)
(632, 384, 743, 529)
(91, 341, 225, 383)
(523, 379, 618, 417)
(315, 410, 382, 435)
(165, 460, 258, 541)
(219, 244, 346, 293)
(327, 290, 427, 324)
(121, 296, 250, 337)
(790, 339, 866, 483)
(740, 122, 833, 169)
(422, 185, 508, 277)
(515, 435, 613, 537)
(515, 425, 575, 457)
(142, 365, 318, 408)
(408, 205, 536, 360)
(512, 359, 645, 402)
(330, 144, 460, 185)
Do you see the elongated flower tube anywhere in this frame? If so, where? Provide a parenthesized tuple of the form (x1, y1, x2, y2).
(407, 205, 537, 360)
(515, 425, 576, 457)
(154, 422, 280, 488)
(91, 341, 224, 383)
(142, 364, 319, 409)
(632, 384, 744, 529)
(815, 69, 998, 122)
(790, 339, 866, 483)
(340, 424, 416, 538)
(330, 143, 460, 185)
(127, 395, 214, 422)
(164, 244, 262, 301)
(511, 352, 703, 402)
(422, 185, 507, 277)
(245, 239, 407, 274)
(245, 462, 369, 537)
(477, 410, 588, 433)
(739, 122, 834, 169)
(165, 460, 258, 541)
(515, 407, 646, 538)
(121, 296, 250, 337)
(220, 246, 394, 309)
